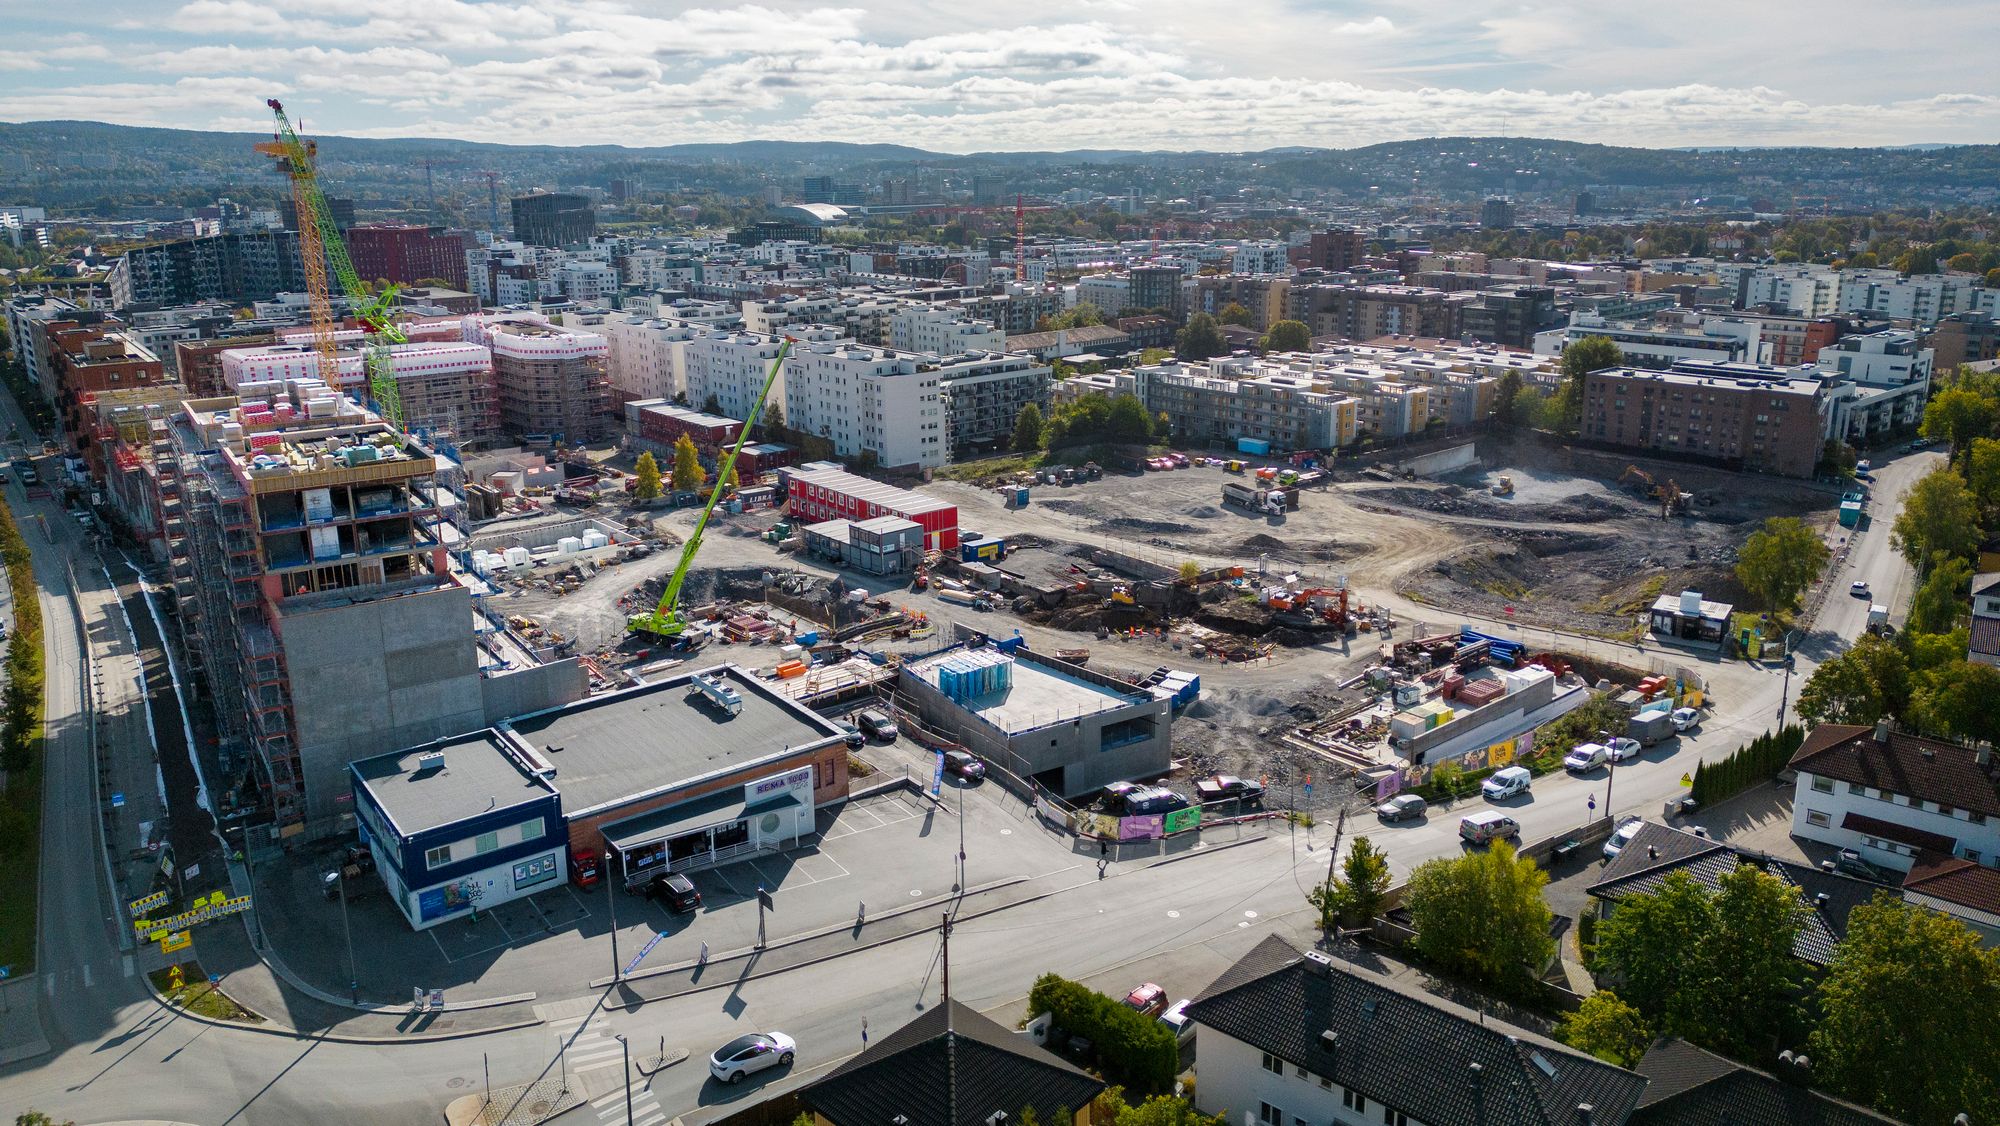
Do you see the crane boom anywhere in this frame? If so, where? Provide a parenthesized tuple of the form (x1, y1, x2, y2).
(629, 339, 794, 641)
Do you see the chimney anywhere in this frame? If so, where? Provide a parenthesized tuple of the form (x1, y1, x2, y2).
(1978, 744, 1993, 769)
(1576, 1105, 1594, 1126)
(1874, 718, 1893, 744)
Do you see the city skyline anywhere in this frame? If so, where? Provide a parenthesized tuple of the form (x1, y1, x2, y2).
(2, 0, 1998, 153)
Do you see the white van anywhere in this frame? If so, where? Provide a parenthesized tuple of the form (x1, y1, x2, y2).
(1459, 810, 1521, 846)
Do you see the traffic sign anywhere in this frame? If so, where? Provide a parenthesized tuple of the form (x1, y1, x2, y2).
(1679, 772, 1693, 787)
(110, 792, 124, 808)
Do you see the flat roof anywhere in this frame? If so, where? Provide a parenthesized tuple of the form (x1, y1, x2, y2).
(601, 787, 805, 854)
(502, 663, 842, 815)
(910, 649, 1142, 734)
(352, 729, 553, 836)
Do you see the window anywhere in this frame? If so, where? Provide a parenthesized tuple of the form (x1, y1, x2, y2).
(1295, 1065, 1308, 1080)
(1343, 1089, 1368, 1113)
(1382, 1109, 1409, 1126)
(1812, 775, 1834, 794)
(1261, 1052, 1283, 1075)
(1319, 1076, 1333, 1091)
(1258, 1104, 1281, 1126)
(1849, 782, 1866, 796)
(474, 831, 501, 855)
(1807, 809, 1830, 827)
(425, 844, 452, 869)
(1965, 850, 1982, 864)
(1973, 812, 1989, 825)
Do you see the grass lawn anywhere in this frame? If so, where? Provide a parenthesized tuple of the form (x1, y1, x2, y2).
(149, 962, 263, 1023)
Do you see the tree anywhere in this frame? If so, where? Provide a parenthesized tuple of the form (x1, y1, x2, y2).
(1405, 841, 1554, 995)
(1216, 301, 1255, 327)
(1908, 658, 2000, 744)
(1175, 313, 1224, 361)
(759, 400, 785, 439)
(1177, 560, 1202, 582)
(1494, 369, 1522, 425)
(1590, 872, 1719, 1038)
(1732, 517, 1829, 614)
(721, 461, 739, 490)
(1892, 465, 1981, 570)
(1908, 554, 1973, 635)
(701, 393, 722, 416)
(1920, 385, 1998, 467)
(1261, 319, 1311, 354)
(1796, 634, 1910, 725)
(1091, 1088, 1226, 1126)
(1013, 403, 1046, 452)
(17, 1114, 76, 1126)
(1337, 836, 1391, 925)
(1106, 393, 1154, 444)
(632, 451, 663, 500)
(1137, 347, 1173, 365)
(669, 434, 706, 492)
(1811, 894, 2000, 1125)
(1556, 991, 1652, 1069)
(1557, 335, 1622, 429)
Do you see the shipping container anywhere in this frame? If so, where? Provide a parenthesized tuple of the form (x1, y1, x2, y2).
(1237, 437, 1272, 455)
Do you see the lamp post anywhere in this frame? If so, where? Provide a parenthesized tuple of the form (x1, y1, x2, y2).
(337, 866, 359, 1003)
(615, 1033, 635, 1125)
(956, 780, 966, 896)
(1778, 630, 1799, 726)
(605, 850, 620, 982)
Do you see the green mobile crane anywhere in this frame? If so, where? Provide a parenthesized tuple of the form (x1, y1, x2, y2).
(628, 339, 794, 643)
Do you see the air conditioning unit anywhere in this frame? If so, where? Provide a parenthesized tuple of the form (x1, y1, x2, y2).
(415, 750, 446, 772)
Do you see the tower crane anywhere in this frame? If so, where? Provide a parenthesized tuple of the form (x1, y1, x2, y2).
(628, 339, 795, 644)
(257, 98, 407, 430)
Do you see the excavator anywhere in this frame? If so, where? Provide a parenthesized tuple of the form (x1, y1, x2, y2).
(627, 339, 794, 644)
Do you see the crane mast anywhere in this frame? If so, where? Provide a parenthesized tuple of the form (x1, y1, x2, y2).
(629, 339, 795, 642)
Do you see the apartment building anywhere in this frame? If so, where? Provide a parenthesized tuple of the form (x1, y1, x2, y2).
(163, 389, 584, 836)
(1838, 269, 1999, 325)
(742, 293, 901, 345)
(3, 293, 84, 396)
(1230, 239, 1291, 276)
(221, 339, 501, 445)
(1536, 310, 1763, 368)
(1928, 310, 2000, 371)
(173, 334, 278, 396)
(685, 330, 793, 421)
(1789, 721, 2000, 872)
(1458, 284, 1559, 349)
(1303, 226, 1367, 271)
(109, 230, 307, 308)
(46, 324, 171, 450)
(555, 260, 618, 306)
(511, 192, 596, 248)
(1191, 274, 1291, 331)
(562, 311, 711, 407)
(933, 352, 1051, 458)
(1140, 361, 1357, 451)
(346, 223, 469, 289)
(888, 305, 1005, 355)
(1726, 308, 1844, 366)
(1733, 264, 1840, 317)
(1128, 264, 1188, 319)
(1580, 363, 1830, 477)
(461, 313, 612, 441)
(934, 288, 1066, 335)
(1817, 329, 1934, 439)
(1287, 283, 1464, 342)
(783, 340, 944, 471)
(1075, 273, 1130, 315)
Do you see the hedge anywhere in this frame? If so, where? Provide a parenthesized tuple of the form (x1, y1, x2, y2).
(0, 489, 43, 973)
(1690, 724, 1804, 807)
(1027, 973, 1179, 1096)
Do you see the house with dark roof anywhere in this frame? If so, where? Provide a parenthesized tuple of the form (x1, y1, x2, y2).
(1968, 572, 2000, 667)
(1901, 851, 2000, 944)
(796, 998, 1105, 1126)
(1185, 935, 1647, 1126)
(1630, 1038, 1900, 1125)
(1788, 720, 2000, 873)
(1586, 821, 1883, 967)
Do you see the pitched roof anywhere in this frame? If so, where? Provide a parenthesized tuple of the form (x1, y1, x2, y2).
(798, 999, 1104, 1126)
(1186, 935, 1647, 1126)
(1839, 811, 1957, 854)
(1968, 616, 2000, 658)
(1587, 823, 1880, 965)
(1971, 571, 2000, 598)
(1789, 723, 2000, 816)
(1903, 850, 2000, 916)
(1631, 1038, 1899, 1125)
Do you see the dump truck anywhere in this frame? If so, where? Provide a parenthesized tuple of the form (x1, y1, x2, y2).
(1222, 482, 1299, 514)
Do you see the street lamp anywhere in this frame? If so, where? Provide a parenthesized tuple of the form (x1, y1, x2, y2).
(605, 850, 620, 982)
(336, 865, 359, 1004)
(615, 1033, 635, 1126)
(956, 780, 966, 896)
(1598, 729, 1617, 823)
(1778, 630, 1799, 726)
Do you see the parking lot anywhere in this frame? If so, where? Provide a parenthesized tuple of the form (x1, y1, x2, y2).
(255, 784, 1080, 1005)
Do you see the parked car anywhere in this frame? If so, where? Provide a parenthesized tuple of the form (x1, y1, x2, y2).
(1459, 810, 1520, 846)
(1099, 780, 1144, 813)
(835, 720, 864, 749)
(1606, 737, 1644, 762)
(1481, 766, 1532, 799)
(1855, 459, 1871, 472)
(708, 1032, 795, 1084)
(343, 844, 376, 874)
(1563, 743, 1609, 773)
(1159, 998, 1196, 1044)
(942, 749, 986, 781)
(1122, 982, 1169, 1018)
(17, 466, 36, 486)
(855, 709, 898, 741)
(1603, 818, 1645, 861)
(647, 871, 702, 913)
(1850, 580, 1871, 597)
(1669, 706, 1701, 732)
(1194, 774, 1265, 803)
(1374, 793, 1428, 822)
(1823, 848, 1895, 883)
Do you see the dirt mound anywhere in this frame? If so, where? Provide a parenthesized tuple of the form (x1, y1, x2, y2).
(1103, 516, 1189, 535)
(1186, 505, 1224, 519)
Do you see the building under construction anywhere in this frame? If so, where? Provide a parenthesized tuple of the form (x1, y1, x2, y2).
(221, 335, 501, 446)
(462, 311, 612, 442)
(164, 382, 583, 837)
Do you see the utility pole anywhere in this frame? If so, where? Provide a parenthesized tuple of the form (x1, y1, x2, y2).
(940, 912, 952, 1007)
(956, 781, 966, 895)
(605, 851, 620, 982)
(338, 867, 358, 1003)
(1320, 806, 1347, 948)
(1599, 729, 1617, 822)
(615, 1033, 634, 1126)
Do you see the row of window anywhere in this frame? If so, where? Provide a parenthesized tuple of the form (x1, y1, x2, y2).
(1809, 774, 1990, 823)
(1259, 1052, 1410, 1126)
(425, 816, 546, 870)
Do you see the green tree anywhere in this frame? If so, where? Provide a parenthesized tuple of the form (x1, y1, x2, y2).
(1920, 385, 1998, 467)
(1261, 319, 1311, 354)
(1908, 658, 2000, 744)
(1811, 895, 2000, 1125)
(1556, 991, 1652, 1069)
(1137, 347, 1173, 365)
(1177, 560, 1202, 582)
(1494, 369, 1522, 425)
(1557, 335, 1622, 429)
(1091, 1088, 1226, 1126)
(1405, 841, 1554, 995)
(1106, 393, 1154, 444)
(1012, 402, 1046, 452)
(759, 400, 786, 440)
(670, 433, 706, 492)
(1175, 313, 1225, 361)
(1337, 836, 1391, 925)
(1796, 634, 1910, 725)
(1908, 554, 1973, 635)
(632, 450, 663, 501)
(1734, 516, 1829, 613)
(1892, 465, 1981, 570)
(1216, 301, 1255, 327)
(701, 393, 723, 416)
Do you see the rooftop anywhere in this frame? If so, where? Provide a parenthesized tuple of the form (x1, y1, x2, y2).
(1631, 1037, 1899, 1125)
(1789, 722, 2000, 816)
(909, 647, 1145, 734)
(500, 662, 843, 816)
(351, 729, 555, 837)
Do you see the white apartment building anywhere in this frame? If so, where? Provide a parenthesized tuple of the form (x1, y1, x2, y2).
(1535, 310, 1764, 368)
(1735, 265, 1840, 316)
(889, 306, 1005, 356)
(556, 260, 618, 306)
(1789, 720, 2000, 872)
(684, 330, 793, 420)
(1075, 274, 1131, 314)
(783, 340, 943, 470)
(563, 311, 713, 404)
(1818, 329, 1934, 439)
(1838, 269, 2000, 325)
(933, 352, 1052, 458)
(1231, 239, 1292, 276)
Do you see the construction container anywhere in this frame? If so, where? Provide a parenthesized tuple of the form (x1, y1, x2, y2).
(787, 467, 959, 551)
(1237, 438, 1272, 455)
(556, 536, 583, 555)
(1389, 711, 1428, 742)
(774, 660, 808, 679)
(961, 536, 1007, 563)
(582, 530, 610, 550)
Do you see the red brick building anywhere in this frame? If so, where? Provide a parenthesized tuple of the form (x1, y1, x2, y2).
(1581, 363, 1830, 478)
(346, 223, 469, 289)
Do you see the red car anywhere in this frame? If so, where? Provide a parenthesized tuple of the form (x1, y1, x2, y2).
(1123, 983, 1168, 1018)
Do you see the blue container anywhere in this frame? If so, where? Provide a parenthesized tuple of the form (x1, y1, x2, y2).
(1237, 438, 1272, 455)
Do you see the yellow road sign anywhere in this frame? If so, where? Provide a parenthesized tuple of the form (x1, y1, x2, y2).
(128, 891, 169, 916)
(160, 930, 191, 954)
(1680, 772, 1693, 786)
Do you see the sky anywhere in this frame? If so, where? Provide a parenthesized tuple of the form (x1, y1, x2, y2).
(4, 1, 1999, 153)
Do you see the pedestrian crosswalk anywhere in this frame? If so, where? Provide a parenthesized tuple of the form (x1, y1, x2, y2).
(592, 1082, 666, 1126)
(545, 1010, 668, 1126)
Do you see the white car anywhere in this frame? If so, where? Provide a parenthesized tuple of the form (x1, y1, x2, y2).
(1563, 743, 1609, 773)
(1481, 766, 1532, 800)
(1670, 707, 1701, 732)
(1855, 459, 1871, 472)
(1606, 737, 1644, 762)
(709, 1031, 796, 1084)
(1603, 818, 1645, 861)
(1850, 581, 1870, 597)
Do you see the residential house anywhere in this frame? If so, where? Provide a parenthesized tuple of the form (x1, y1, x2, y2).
(1967, 572, 2000, 666)
(1788, 721, 2000, 871)
(1629, 1038, 1900, 1125)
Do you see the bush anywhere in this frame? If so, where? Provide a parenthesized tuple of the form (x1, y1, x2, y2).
(1028, 973, 1180, 1096)
(1690, 725, 1804, 806)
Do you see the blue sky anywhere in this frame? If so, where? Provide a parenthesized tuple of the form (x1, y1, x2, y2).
(4, 1, 1997, 152)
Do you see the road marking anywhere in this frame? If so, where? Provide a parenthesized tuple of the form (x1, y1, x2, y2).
(122, 954, 134, 978)
(590, 1090, 628, 1109)
(82, 963, 92, 987)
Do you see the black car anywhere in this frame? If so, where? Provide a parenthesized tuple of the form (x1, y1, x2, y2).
(855, 709, 898, 742)
(943, 750, 985, 781)
(1374, 794, 1428, 822)
(835, 720, 865, 749)
(648, 871, 702, 913)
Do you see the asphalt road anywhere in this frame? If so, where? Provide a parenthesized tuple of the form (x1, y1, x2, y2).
(0, 438, 1933, 1125)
